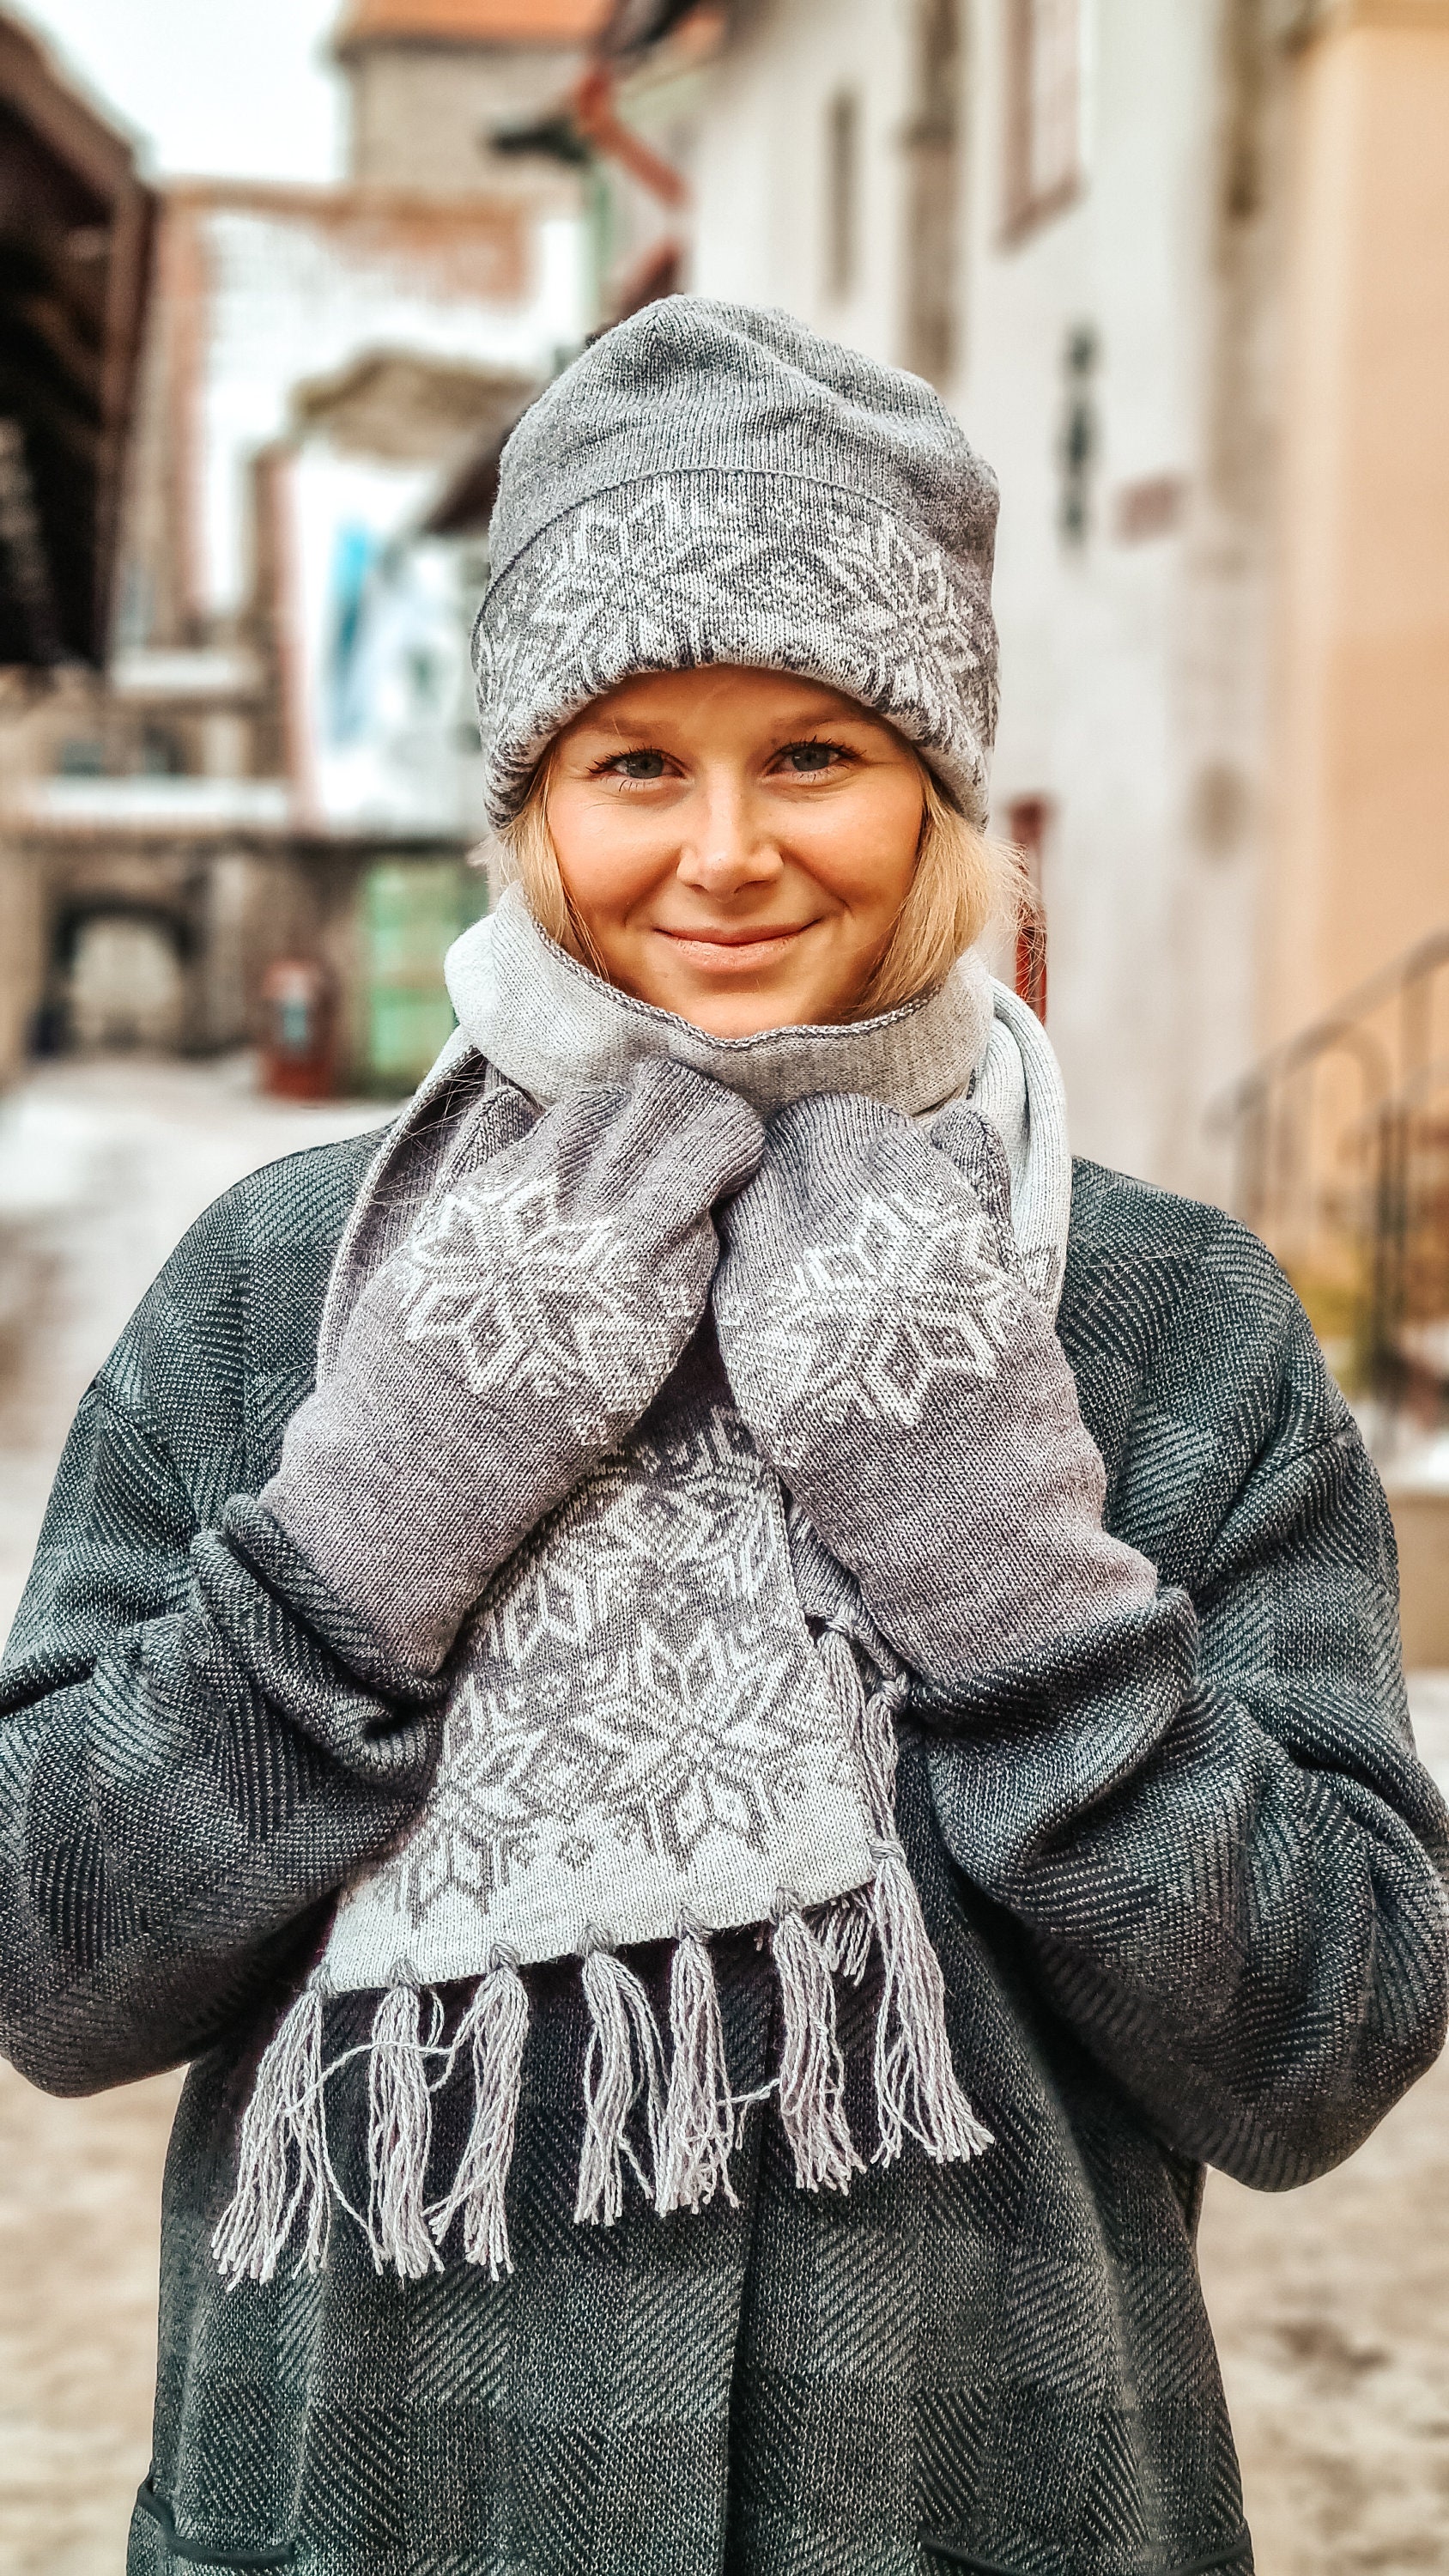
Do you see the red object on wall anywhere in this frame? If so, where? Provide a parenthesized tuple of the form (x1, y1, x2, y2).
(259, 957, 336, 1099)
(1006, 793, 1052, 1023)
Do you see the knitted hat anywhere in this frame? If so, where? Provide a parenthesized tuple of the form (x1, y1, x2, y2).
(472, 298, 1001, 829)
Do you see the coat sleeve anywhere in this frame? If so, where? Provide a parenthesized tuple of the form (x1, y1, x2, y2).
(0, 1166, 439, 2100)
(923, 1212, 1449, 2191)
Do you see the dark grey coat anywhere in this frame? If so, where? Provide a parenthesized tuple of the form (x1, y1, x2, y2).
(0, 1132, 1444, 2576)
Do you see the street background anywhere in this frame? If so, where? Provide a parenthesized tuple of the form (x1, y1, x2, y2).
(2, 0, 1447, 2568)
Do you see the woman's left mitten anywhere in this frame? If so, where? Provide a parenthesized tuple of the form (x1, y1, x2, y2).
(713, 1094, 1155, 1685)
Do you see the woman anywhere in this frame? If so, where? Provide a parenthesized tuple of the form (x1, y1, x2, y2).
(2, 301, 1445, 2576)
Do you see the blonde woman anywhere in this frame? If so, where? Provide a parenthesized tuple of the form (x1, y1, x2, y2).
(3, 302, 1445, 2576)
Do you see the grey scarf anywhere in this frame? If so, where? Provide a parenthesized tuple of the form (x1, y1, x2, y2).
(446, 890, 1071, 1311)
(214, 893, 1073, 2287)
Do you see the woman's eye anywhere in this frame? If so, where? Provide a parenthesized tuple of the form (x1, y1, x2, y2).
(779, 741, 844, 775)
(609, 750, 668, 781)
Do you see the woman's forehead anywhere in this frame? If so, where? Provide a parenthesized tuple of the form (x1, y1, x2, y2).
(562, 668, 876, 738)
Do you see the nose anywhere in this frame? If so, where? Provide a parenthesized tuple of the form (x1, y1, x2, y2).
(674, 774, 782, 896)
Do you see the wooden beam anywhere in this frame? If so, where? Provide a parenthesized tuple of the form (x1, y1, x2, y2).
(0, 20, 136, 210)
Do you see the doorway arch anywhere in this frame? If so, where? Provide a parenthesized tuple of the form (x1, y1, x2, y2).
(50, 898, 193, 1052)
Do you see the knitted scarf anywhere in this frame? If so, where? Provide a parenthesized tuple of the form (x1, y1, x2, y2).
(214, 890, 1072, 2286)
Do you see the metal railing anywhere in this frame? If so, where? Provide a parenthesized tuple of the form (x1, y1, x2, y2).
(1212, 927, 1449, 1409)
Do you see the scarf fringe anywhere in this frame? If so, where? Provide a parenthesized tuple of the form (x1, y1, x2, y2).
(367, 1986, 441, 2279)
(813, 1888, 875, 1986)
(212, 1984, 330, 2287)
(770, 1902, 863, 2196)
(575, 1941, 667, 2228)
(823, 1625, 993, 2168)
(427, 1954, 530, 2276)
(212, 1638, 995, 2282)
(658, 1925, 738, 2216)
(869, 1844, 994, 2165)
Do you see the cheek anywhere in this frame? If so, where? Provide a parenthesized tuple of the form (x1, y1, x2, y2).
(547, 791, 664, 922)
(792, 777, 923, 920)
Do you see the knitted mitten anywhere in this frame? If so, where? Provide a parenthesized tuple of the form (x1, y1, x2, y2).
(713, 1095, 1155, 1684)
(262, 1059, 763, 1675)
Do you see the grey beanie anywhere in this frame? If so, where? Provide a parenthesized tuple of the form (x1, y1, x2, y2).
(472, 297, 1000, 829)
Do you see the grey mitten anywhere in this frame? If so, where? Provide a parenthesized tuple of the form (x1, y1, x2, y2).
(263, 1059, 762, 1674)
(713, 1094, 1155, 1685)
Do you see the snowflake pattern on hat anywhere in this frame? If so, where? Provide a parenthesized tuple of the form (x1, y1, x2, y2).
(474, 474, 997, 827)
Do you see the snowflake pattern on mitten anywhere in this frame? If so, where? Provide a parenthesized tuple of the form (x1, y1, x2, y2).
(396, 1160, 706, 1446)
(715, 1093, 1157, 1684)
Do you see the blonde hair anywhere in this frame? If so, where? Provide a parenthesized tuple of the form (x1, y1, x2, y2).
(489, 744, 1030, 1020)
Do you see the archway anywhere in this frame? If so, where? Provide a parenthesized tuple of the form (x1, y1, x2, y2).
(49, 900, 192, 1053)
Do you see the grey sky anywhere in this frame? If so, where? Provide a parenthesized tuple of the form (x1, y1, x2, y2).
(13, 0, 343, 183)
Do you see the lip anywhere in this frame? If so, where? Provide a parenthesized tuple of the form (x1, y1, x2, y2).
(654, 923, 815, 969)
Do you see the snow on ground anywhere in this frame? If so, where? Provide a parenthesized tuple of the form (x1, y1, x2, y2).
(0, 1054, 1445, 2575)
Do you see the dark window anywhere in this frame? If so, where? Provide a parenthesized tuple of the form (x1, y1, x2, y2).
(825, 89, 861, 301)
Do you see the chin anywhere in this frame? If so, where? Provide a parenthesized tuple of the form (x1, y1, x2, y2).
(664, 987, 838, 1038)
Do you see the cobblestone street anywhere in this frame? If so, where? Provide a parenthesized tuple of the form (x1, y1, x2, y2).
(0, 1057, 1445, 2575)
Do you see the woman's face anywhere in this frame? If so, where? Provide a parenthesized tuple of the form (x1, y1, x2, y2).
(543, 665, 926, 1034)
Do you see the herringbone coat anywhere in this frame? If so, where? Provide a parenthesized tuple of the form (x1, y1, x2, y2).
(0, 1132, 1444, 2576)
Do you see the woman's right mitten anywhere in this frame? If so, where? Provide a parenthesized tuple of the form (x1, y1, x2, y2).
(258, 1057, 762, 1674)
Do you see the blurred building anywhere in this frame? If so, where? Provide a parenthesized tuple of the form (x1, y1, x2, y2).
(336, 0, 609, 196)
(0, 9, 154, 1073)
(617, 0, 1448, 1199)
(0, 4, 592, 1093)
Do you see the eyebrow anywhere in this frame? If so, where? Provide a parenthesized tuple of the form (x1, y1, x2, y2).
(574, 697, 875, 738)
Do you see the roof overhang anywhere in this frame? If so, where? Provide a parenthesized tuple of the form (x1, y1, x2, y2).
(333, 0, 609, 54)
(597, 0, 713, 59)
(0, 13, 155, 666)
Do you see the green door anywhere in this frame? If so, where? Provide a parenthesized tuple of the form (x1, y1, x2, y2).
(361, 858, 488, 1091)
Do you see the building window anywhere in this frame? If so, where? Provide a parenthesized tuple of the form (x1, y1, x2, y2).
(825, 88, 861, 301)
(1003, 0, 1083, 240)
(902, 0, 963, 386)
(1058, 323, 1099, 544)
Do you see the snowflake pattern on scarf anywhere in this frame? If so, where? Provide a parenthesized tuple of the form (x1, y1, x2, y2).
(319, 1374, 875, 1991)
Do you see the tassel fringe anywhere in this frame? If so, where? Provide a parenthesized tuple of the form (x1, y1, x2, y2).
(770, 1902, 863, 2195)
(828, 1627, 994, 2169)
(658, 1926, 738, 2216)
(212, 1983, 330, 2287)
(367, 1986, 441, 2278)
(814, 1888, 875, 1986)
(870, 1844, 994, 2166)
(575, 1941, 667, 2227)
(211, 1654, 993, 2285)
(427, 1953, 530, 2277)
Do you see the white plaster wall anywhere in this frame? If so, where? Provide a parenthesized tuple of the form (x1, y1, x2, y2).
(682, 0, 1269, 1195)
(688, 0, 911, 365)
(961, 0, 1248, 1190)
(196, 206, 585, 619)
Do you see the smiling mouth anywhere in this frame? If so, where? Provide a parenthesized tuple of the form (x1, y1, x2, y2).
(656, 923, 815, 963)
